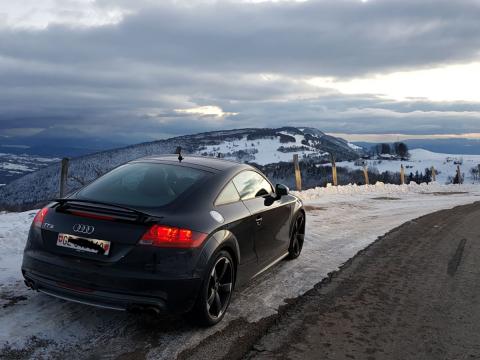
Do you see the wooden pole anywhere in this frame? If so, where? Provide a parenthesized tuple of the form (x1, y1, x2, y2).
(363, 166, 369, 185)
(330, 154, 338, 186)
(60, 158, 69, 197)
(293, 154, 302, 191)
(400, 164, 405, 185)
(456, 165, 462, 184)
(431, 166, 436, 182)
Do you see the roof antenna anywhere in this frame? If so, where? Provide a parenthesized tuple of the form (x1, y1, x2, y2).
(175, 146, 184, 162)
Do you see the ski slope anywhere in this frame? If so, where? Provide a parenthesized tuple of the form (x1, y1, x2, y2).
(0, 183, 479, 358)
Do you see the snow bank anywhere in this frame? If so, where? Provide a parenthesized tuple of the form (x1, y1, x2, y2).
(0, 210, 37, 281)
(294, 182, 475, 200)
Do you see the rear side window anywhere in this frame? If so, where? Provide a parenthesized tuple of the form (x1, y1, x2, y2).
(232, 171, 273, 200)
(215, 181, 241, 206)
(76, 162, 208, 208)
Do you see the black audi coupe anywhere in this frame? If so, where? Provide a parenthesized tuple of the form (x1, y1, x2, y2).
(22, 155, 305, 325)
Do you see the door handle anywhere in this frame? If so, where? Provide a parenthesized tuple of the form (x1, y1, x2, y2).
(255, 216, 263, 226)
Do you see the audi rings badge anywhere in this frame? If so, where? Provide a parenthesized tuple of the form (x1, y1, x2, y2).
(72, 224, 95, 235)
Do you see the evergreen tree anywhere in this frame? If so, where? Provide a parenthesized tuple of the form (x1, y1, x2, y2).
(380, 143, 391, 154)
(394, 142, 410, 159)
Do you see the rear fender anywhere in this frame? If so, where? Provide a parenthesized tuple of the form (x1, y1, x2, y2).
(193, 230, 240, 279)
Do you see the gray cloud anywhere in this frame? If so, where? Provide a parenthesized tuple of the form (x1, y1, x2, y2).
(0, 0, 480, 141)
(5, 0, 480, 76)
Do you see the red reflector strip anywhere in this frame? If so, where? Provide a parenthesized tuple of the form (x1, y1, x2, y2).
(140, 225, 207, 248)
(69, 211, 115, 221)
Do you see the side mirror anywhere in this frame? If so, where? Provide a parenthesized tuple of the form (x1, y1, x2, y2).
(275, 183, 289, 198)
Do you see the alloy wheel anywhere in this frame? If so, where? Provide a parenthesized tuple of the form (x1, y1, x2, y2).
(206, 256, 233, 319)
(289, 215, 305, 258)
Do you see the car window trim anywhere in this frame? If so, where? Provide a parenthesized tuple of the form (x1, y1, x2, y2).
(214, 180, 242, 207)
(231, 169, 274, 201)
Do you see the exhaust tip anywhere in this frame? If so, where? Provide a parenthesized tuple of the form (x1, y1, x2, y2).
(127, 305, 162, 316)
(146, 306, 161, 316)
(24, 279, 35, 290)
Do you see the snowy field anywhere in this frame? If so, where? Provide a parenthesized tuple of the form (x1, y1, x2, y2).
(0, 183, 479, 358)
(195, 134, 336, 165)
(333, 148, 480, 184)
(0, 153, 59, 185)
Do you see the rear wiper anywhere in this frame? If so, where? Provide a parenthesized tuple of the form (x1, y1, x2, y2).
(52, 198, 163, 223)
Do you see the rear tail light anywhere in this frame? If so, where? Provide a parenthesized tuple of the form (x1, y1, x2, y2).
(139, 225, 207, 248)
(33, 207, 49, 228)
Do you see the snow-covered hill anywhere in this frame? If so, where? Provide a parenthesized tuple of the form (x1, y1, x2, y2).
(333, 148, 480, 184)
(191, 127, 360, 163)
(0, 127, 360, 209)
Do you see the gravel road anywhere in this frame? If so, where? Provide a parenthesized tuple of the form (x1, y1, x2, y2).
(241, 202, 480, 360)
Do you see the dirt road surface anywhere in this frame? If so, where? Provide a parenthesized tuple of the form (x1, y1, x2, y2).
(243, 202, 480, 360)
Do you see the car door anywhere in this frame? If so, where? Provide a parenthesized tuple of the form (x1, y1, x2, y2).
(214, 181, 257, 264)
(232, 171, 291, 266)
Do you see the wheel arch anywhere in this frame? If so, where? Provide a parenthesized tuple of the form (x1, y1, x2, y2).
(194, 229, 240, 279)
(290, 202, 306, 238)
(214, 230, 240, 266)
(298, 208, 306, 230)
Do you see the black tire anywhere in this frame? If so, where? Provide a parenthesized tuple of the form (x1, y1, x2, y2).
(189, 250, 235, 326)
(287, 213, 305, 260)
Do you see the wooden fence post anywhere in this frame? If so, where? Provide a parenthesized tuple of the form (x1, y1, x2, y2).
(363, 166, 369, 185)
(332, 165, 338, 186)
(60, 158, 69, 197)
(400, 164, 405, 185)
(330, 153, 338, 186)
(293, 154, 302, 191)
(431, 166, 436, 182)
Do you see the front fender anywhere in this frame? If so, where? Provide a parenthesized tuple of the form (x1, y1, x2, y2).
(290, 196, 305, 237)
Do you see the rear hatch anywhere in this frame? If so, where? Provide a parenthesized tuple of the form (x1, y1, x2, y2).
(37, 161, 212, 264)
(41, 200, 159, 263)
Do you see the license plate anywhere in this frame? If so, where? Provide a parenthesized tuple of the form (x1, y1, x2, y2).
(56, 233, 111, 256)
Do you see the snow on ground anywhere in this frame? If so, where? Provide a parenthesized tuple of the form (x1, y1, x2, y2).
(0, 183, 479, 358)
(195, 135, 321, 165)
(347, 142, 362, 151)
(333, 148, 480, 185)
(0, 154, 60, 186)
(0, 163, 35, 172)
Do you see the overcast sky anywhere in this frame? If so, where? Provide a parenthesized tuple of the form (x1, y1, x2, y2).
(1, 0, 480, 143)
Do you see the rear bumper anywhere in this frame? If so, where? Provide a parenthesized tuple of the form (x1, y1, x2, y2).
(22, 251, 202, 313)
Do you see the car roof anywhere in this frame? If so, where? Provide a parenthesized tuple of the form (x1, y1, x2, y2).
(133, 154, 248, 172)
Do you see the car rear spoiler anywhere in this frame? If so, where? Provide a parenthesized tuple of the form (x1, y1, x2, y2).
(52, 198, 163, 223)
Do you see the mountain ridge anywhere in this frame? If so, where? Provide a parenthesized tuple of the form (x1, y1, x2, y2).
(0, 127, 360, 209)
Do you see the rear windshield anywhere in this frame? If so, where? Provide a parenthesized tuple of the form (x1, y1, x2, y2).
(75, 162, 209, 208)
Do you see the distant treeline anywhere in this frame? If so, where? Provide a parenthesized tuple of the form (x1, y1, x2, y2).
(251, 160, 435, 190)
(369, 142, 410, 159)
